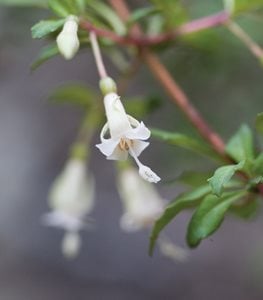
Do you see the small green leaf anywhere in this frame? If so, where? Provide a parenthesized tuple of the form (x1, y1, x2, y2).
(31, 43, 59, 70)
(187, 191, 246, 248)
(149, 0, 187, 27)
(226, 124, 254, 162)
(149, 185, 211, 255)
(49, 84, 97, 107)
(256, 112, 263, 134)
(127, 6, 159, 25)
(208, 161, 244, 196)
(151, 128, 222, 161)
(48, 0, 73, 17)
(253, 153, 263, 175)
(31, 19, 65, 39)
(177, 171, 212, 187)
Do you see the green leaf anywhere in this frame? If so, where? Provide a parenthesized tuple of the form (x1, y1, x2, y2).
(31, 43, 59, 70)
(253, 153, 263, 174)
(208, 161, 244, 196)
(87, 1, 126, 35)
(48, 0, 74, 17)
(234, 0, 263, 14)
(49, 84, 97, 107)
(0, 0, 48, 7)
(127, 6, 159, 25)
(149, 0, 187, 27)
(177, 171, 212, 187)
(187, 191, 246, 248)
(226, 124, 255, 162)
(149, 185, 211, 255)
(256, 112, 263, 134)
(151, 128, 222, 161)
(31, 19, 65, 39)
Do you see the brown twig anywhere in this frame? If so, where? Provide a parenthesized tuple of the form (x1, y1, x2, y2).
(108, 0, 227, 159)
(80, 11, 230, 47)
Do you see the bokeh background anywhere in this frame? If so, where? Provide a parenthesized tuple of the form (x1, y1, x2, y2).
(1, 0, 263, 299)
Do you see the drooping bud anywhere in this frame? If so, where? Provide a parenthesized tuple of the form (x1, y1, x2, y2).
(56, 15, 80, 60)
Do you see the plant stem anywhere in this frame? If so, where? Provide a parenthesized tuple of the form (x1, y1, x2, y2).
(108, 0, 227, 158)
(89, 31, 108, 79)
(80, 11, 229, 47)
(226, 21, 263, 60)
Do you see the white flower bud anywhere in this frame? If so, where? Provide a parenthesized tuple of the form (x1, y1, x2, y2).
(62, 231, 81, 259)
(56, 15, 80, 60)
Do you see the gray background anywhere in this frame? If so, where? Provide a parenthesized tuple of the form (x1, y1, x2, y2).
(1, 1, 263, 299)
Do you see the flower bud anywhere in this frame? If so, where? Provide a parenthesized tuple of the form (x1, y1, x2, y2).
(62, 231, 81, 259)
(56, 15, 80, 60)
(99, 77, 117, 95)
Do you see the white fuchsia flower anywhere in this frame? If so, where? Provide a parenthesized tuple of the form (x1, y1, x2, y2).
(96, 92, 160, 183)
(117, 167, 164, 232)
(42, 158, 95, 258)
(56, 15, 80, 60)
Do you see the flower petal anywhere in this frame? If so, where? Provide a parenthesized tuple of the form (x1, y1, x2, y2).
(125, 121, 151, 140)
(138, 165, 161, 183)
(130, 140, 149, 157)
(107, 146, 128, 161)
(96, 138, 119, 156)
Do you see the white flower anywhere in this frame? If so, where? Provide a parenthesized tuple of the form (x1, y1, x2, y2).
(56, 15, 80, 60)
(42, 158, 95, 257)
(118, 167, 164, 232)
(96, 92, 160, 183)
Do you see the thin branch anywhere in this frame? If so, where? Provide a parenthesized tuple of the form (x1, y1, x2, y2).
(89, 31, 108, 79)
(108, 0, 227, 158)
(80, 11, 230, 47)
(226, 21, 263, 60)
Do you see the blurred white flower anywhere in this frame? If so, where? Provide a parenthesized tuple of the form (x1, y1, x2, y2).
(56, 15, 80, 60)
(61, 231, 82, 259)
(42, 158, 95, 258)
(158, 238, 188, 263)
(118, 167, 164, 232)
(96, 92, 160, 183)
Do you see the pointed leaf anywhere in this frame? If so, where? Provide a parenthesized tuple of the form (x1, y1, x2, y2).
(149, 185, 211, 255)
(31, 43, 59, 70)
(151, 128, 222, 161)
(226, 124, 254, 162)
(208, 161, 244, 196)
(31, 19, 65, 39)
(187, 191, 246, 248)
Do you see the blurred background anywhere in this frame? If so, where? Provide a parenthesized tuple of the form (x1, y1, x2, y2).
(1, 0, 263, 299)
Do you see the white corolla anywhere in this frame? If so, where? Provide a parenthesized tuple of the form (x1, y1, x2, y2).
(42, 158, 95, 258)
(96, 92, 160, 183)
(118, 167, 164, 231)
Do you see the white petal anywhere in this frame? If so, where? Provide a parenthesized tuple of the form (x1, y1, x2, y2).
(42, 211, 84, 232)
(130, 140, 149, 157)
(107, 146, 128, 161)
(62, 231, 81, 259)
(125, 120, 151, 140)
(139, 165, 161, 183)
(104, 93, 132, 138)
(120, 213, 142, 232)
(96, 138, 119, 156)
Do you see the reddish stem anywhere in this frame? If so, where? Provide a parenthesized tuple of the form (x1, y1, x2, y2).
(80, 11, 230, 46)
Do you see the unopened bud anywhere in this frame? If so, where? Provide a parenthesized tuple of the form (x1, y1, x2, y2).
(57, 15, 80, 60)
(99, 77, 117, 95)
